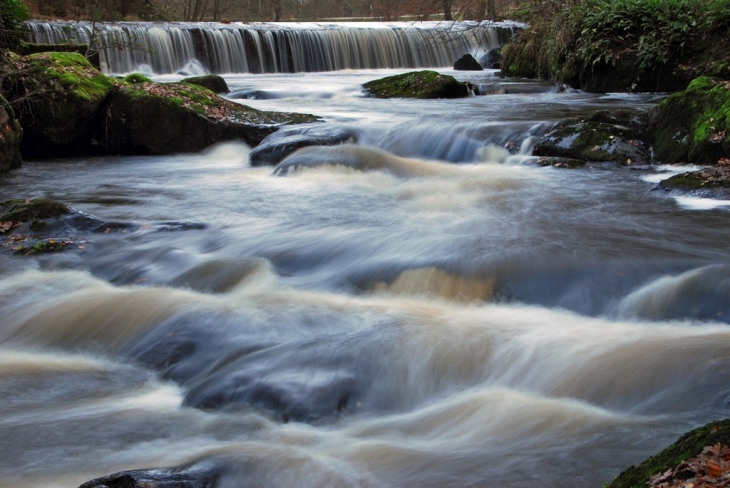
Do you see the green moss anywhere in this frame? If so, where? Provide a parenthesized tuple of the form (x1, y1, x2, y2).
(650, 77, 730, 163)
(27, 52, 114, 102)
(0, 199, 70, 222)
(363, 70, 468, 99)
(123, 73, 153, 84)
(609, 418, 730, 488)
(13, 239, 70, 256)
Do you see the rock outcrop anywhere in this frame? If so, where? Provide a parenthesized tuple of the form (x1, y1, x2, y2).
(650, 76, 730, 164)
(0, 52, 319, 162)
(2, 52, 114, 158)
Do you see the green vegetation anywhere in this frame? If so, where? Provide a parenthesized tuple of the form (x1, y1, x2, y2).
(27, 52, 114, 101)
(609, 418, 730, 488)
(363, 70, 469, 99)
(0, 0, 29, 51)
(501, 0, 730, 92)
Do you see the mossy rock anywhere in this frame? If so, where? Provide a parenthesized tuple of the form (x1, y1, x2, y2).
(534, 109, 650, 164)
(2, 52, 114, 158)
(122, 73, 153, 84)
(609, 418, 730, 488)
(0, 94, 22, 174)
(0, 199, 70, 222)
(650, 77, 730, 164)
(658, 163, 730, 193)
(181, 74, 229, 94)
(363, 70, 469, 99)
(95, 81, 320, 155)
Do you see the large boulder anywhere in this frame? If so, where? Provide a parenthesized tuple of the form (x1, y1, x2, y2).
(249, 125, 357, 166)
(650, 77, 730, 164)
(363, 70, 470, 99)
(94, 79, 319, 155)
(533, 109, 650, 165)
(0, 94, 22, 173)
(454, 53, 483, 71)
(2, 52, 114, 158)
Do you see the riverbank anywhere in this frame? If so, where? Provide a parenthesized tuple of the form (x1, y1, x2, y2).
(500, 0, 730, 93)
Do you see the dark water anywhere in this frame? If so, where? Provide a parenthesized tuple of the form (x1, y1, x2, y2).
(1, 69, 730, 488)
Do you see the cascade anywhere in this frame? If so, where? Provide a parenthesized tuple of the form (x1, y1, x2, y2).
(25, 20, 518, 75)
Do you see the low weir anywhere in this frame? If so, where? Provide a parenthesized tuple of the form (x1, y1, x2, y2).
(26, 20, 518, 75)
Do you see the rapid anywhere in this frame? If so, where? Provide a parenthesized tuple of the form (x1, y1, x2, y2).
(2, 32, 730, 487)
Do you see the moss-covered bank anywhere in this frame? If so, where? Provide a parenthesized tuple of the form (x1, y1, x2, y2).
(650, 76, 730, 164)
(608, 418, 730, 488)
(500, 0, 730, 93)
(363, 70, 470, 99)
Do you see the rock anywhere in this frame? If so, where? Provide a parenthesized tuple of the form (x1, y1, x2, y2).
(454, 53, 484, 71)
(95, 80, 320, 155)
(363, 70, 470, 99)
(79, 464, 220, 488)
(533, 109, 650, 165)
(0, 198, 137, 256)
(658, 161, 730, 197)
(650, 76, 730, 164)
(608, 418, 730, 488)
(532, 156, 586, 168)
(2, 52, 114, 158)
(181, 74, 229, 94)
(0, 95, 22, 174)
(479, 47, 502, 69)
(249, 125, 357, 166)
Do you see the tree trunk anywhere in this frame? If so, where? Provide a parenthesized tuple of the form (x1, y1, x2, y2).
(487, 0, 496, 18)
(442, 0, 452, 20)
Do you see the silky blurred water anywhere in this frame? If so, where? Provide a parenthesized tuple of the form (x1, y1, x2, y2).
(1, 69, 729, 488)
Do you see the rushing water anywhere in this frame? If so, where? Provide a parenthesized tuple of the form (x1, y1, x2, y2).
(2, 67, 730, 488)
(26, 21, 517, 75)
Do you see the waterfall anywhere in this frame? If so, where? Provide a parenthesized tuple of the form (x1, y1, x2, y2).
(25, 21, 518, 75)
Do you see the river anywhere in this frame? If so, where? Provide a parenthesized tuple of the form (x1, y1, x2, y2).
(1, 62, 730, 487)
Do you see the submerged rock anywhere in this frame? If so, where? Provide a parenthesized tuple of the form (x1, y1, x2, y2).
(79, 464, 220, 488)
(0, 198, 136, 256)
(2, 52, 114, 158)
(249, 125, 357, 166)
(608, 418, 730, 488)
(533, 109, 650, 165)
(453, 53, 483, 71)
(658, 161, 730, 197)
(96, 80, 319, 155)
(363, 70, 470, 99)
(650, 77, 730, 164)
(0, 95, 22, 173)
(181, 74, 229, 93)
